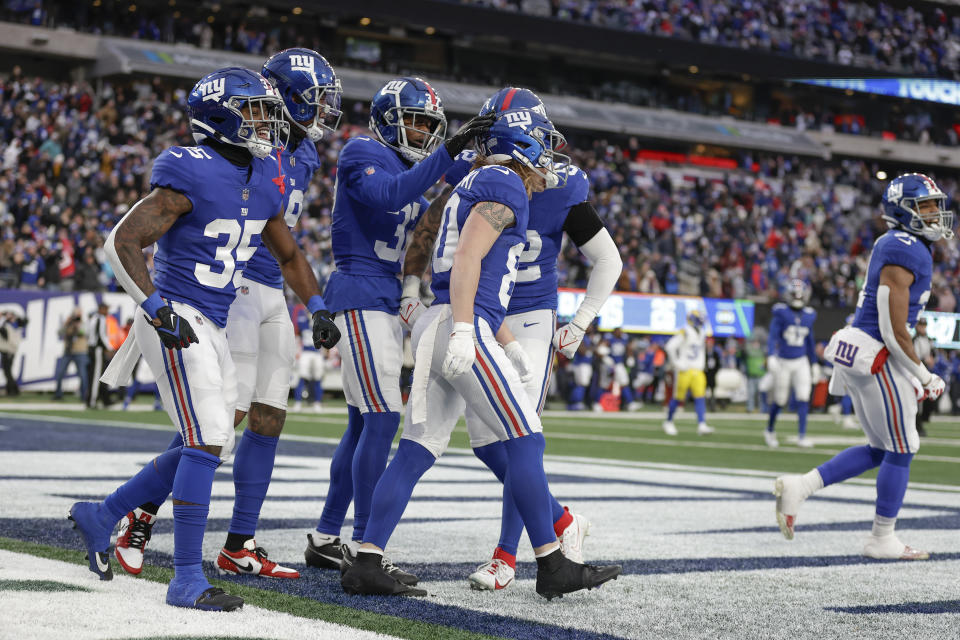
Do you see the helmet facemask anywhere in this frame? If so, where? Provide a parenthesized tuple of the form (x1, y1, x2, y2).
(288, 79, 343, 142)
(224, 94, 288, 158)
(512, 125, 569, 190)
(905, 194, 955, 242)
(384, 108, 447, 163)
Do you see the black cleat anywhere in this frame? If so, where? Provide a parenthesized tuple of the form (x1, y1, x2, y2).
(191, 587, 244, 612)
(535, 550, 622, 600)
(341, 543, 419, 586)
(305, 533, 343, 570)
(341, 554, 427, 597)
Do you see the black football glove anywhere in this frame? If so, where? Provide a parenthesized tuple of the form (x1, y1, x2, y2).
(148, 306, 199, 350)
(312, 310, 340, 349)
(444, 112, 496, 157)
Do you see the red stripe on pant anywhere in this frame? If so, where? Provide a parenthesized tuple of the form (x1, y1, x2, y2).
(475, 348, 524, 438)
(349, 311, 383, 413)
(166, 348, 196, 446)
(878, 366, 904, 452)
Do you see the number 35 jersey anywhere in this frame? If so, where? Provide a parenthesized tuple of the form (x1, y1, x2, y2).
(150, 145, 284, 327)
(242, 141, 322, 289)
(325, 136, 433, 314)
(431, 165, 529, 332)
(445, 151, 590, 314)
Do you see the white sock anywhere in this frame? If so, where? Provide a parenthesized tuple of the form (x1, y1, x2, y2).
(357, 547, 384, 557)
(311, 532, 339, 545)
(871, 514, 896, 538)
(534, 543, 560, 558)
(800, 469, 824, 497)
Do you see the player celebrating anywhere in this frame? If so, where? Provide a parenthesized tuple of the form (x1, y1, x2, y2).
(764, 280, 817, 448)
(774, 173, 951, 560)
(68, 66, 338, 612)
(341, 107, 621, 599)
(401, 87, 622, 591)
(111, 49, 343, 581)
(303, 77, 495, 575)
(662, 309, 714, 436)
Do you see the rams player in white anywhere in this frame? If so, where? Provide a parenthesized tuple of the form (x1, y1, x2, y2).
(662, 309, 714, 436)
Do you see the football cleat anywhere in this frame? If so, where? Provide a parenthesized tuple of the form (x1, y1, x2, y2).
(662, 420, 678, 436)
(469, 550, 516, 591)
(340, 543, 418, 586)
(305, 532, 344, 570)
(863, 534, 930, 561)
(67, 502, 113, 581)
(558, 509, 591, 564)
(341, 553, 427, 597)
(841, 415, 859, 430)
(217, 539, 300, 578)
(115, 508, 155, 575)
(764, 430, 779, 448)
(697, 423, 715, 435)
(535, 550, 621, 601)
(795, 436, 814, 448)
(166, 577, 243, 611)
(773, 475, 808, 540)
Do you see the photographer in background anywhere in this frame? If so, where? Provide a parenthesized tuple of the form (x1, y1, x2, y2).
(0, 311, 25, 396)
(54, 308, 90, 402)
(913, 317, 936, 437)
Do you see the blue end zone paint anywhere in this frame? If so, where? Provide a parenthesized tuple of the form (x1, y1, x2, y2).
(827, 600, 960, 615)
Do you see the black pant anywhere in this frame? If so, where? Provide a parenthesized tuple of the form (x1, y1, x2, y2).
(87, 346, 112, 407)
(1, 352, 17, 396)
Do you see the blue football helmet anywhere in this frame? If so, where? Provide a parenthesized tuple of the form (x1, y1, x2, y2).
(261, 48, 342, 142)
(786, 279, 811, 309)
(479, 87, 548, 118)
(687, 308, 706, 330)
(882, 173, 954, 242)
(188, 67, 287, 159)
(369, 77, 446, 163)
(477, 108, 566, 189)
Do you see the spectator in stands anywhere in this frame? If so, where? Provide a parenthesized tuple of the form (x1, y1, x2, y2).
(913, 318, 936, 437)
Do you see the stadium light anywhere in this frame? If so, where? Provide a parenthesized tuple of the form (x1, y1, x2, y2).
(360, 17, 371, 26)
(292, 7, 303, 15)
(876, 170, 887, 180)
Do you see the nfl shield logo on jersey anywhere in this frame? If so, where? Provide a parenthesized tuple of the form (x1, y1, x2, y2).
(241, 188, 250, 201)
(240, 286, 249, 296)
(194, 315, 204, 326)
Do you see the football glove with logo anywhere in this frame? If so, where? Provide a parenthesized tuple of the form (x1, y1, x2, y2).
(445, 113, 496, 157)
(149, 307, 199, 350)
(921, 372, 946, 400)
(553, 319, 587, 359)
(399, 275, 425, 331)
(313, 310, 340, 349)
(503, 341, 533, 384)
(442, 322, 476, 378)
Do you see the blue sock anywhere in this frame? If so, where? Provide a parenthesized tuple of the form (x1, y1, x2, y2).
(474, 442, 523, 557)
(317, 405, 363, 535)
(621, 386, 634, 405)
(351, 411, 400, 541)
(362, 439, 435, 549)
(694, 397, 706, 423)
(503, 433, 554, 548)
(767, 404, 781, 432)
(876, 451, 913, 518)
(145, 432, 185, 507)
(797, 401, 809, 437)
(569, 385, 585, 405)
(841, 396, 853, 414)
(818, 445, 885, 487)
(100, 446, 182, 529)
(312, 381, 323, 403)
(229, 429, 278, 537)
(294, 380, 306, 402)
(667, 398, 679, 420)
(171, 448, 220, 581)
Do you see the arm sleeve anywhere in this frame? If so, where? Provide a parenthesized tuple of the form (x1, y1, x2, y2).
(805, 324, 817, 362)
(443, 151, 476, 186)
(563, 201, 606, 247)
(341, 138, 453, 212)
(571, 227, 621, 330)
(877, 284, 932, 384)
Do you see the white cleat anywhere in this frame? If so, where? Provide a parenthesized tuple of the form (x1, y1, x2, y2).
(764, 430, 779, 448)
(827, 404, 841, 422)
(312, 402, 323, 413)
(842, 415, 859, 430)
(662, 420, 678, 436)
(468, 557, 516, 591)
(773, 475, 807, 540)
(292, 401, 303, 413)
(863, 534, 930, 561)
(558, 509, 591, 563)
(795, 436, 814, 448)
(697, 423, 715, 436)
(625, 401, 643, 412)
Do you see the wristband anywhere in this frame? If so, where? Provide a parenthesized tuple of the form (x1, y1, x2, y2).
(141, 291, 165, 318)
(307, 295, 327, 314)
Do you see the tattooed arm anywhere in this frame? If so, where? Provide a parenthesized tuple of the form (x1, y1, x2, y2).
(403, 184, 452, 279)
(105, 187, 191, 307)
(449, 200, 515, 324)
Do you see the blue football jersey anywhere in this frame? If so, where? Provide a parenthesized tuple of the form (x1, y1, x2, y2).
(242, 141, 322, 289)
(324, 136, 449, 314)
(431, 165, 529, 332)
(150, 145, 283, 327)
(573, 334, 593, 365)
(292, 304, 316, 351)
(768, 303, 817, 361)
(446, 153, 591, 314)
(609, 334, 628, 364)
(853, 229, 933, 341)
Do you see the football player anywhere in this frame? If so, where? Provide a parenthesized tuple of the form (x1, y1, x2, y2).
(303, 77, 495, 577)
(292, 301, 327, 412)
(609, 327, 641, 411)
(775, 173, 951, 560)
(340, 107, 622, 598)
(662, 309, 714, 436)
(400, 87, 622, 590)
(70, 67, 338, 611)
(112, 49, 343, 580)
(764, 280, 817, 448)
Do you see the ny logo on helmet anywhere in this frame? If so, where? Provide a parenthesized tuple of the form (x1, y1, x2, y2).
(199, 78, 226, 102)
(382, 80, 408, 95)
(886, 181, 903, 203)
(504, 110, 532, 128)
(289, 54, 315, 73)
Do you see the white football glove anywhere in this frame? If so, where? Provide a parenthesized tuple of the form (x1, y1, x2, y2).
(503, 341, 534, 384)
(441, 322, 476, 379)
(553, 319, 588, 359)
(398, 276, 425, 331)
(766, 355, 780, 373)
(921, 372, 946, 401)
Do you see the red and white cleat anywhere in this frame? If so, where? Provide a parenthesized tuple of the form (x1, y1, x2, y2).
(863, 534, 930, 561)
(217, 539, 300, 578)
(468, 549, 516, 591)
(773, 475, 807, 540)
(115, 508, 155, 575)
(558, 508, 591, 563)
